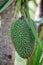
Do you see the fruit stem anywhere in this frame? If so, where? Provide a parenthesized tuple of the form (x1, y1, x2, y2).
(10, 0, 21, 30)
(12, 0, 21, 21)
(30, 56, 33, 65)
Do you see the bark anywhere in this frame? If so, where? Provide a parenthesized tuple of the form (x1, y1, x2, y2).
(0, 0, 16, 65)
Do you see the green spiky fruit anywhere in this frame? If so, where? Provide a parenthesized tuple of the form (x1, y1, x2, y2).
(10, 17, 35, 58)
(0, 0, 8, 9)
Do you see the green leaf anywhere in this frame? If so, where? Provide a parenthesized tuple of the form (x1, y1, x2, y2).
(26, 58, 30, 65)
(0, 0, 13, 13)
(32, 45, 42, 65)
(33, 0, 38, 7)
(25, 0, 43, 51)
(32, 24, 43, 65)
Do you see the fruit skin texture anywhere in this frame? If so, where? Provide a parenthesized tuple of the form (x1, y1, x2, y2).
(10, 18, 35, 59)
(0, 0, 8, 8)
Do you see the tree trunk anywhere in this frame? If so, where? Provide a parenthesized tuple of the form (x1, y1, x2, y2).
(0, 0, 16, 65)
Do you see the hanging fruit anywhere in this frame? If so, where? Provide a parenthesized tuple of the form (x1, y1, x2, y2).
(10, 17, 35, 58)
